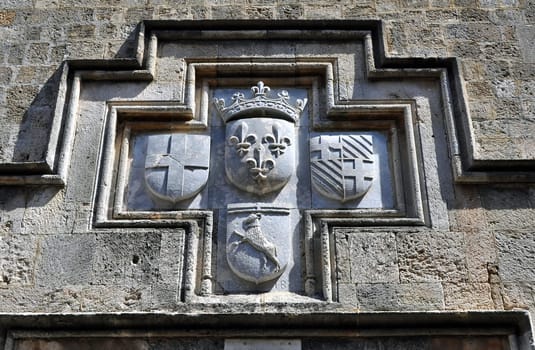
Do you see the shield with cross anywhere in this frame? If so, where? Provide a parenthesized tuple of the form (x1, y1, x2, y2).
(144, 133, 210, 203)
(310, 134, 376, 202)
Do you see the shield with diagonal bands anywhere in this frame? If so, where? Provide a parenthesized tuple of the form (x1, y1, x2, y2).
(310, 134, 376, 202)
(144, 133, 210, 203)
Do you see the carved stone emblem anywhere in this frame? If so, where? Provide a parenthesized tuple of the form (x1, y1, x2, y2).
(144, 133, 210, 202)
(310, 134, 375, 202)
(214, 82, 306, 195)
(224, 119, 295, 194)
(226, 204, 290, 284)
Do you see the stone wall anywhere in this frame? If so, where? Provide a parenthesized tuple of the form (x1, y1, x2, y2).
(0, 0, 534, 346)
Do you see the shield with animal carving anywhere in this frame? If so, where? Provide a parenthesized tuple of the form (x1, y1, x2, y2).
(144, 133, 210, 203)
(226, 204, 291, 285)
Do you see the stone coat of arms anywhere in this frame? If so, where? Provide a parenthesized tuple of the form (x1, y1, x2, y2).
(214, 81, 306, 195)
(226, 204, 291, 285)
(213, 82, 306, 285)
(144, 133, 210, 203)
(310, 134, 375, 202)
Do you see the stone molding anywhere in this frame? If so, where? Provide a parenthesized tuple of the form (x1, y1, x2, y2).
(0, 20, 533, 185)
(0, 311, 533, 349)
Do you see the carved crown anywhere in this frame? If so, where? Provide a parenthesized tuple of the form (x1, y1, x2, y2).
(213, 81, 307, 123)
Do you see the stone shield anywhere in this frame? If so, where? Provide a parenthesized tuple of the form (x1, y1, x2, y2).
(225, 118, 295, 195)
(226, 204, 290, 284)
(144, 133, 210, 203)
(310, 134, 375, 202)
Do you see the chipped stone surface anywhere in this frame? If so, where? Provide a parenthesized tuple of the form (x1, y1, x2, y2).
(443, 282, 494, 310)
(0, 233, 37, 288)
(355, 282, 444, 311)
(397, 231, 468, 283)
(335, 229, 399, 283)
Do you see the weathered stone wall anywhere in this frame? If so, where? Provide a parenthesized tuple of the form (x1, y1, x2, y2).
(0, 0, 534, 339)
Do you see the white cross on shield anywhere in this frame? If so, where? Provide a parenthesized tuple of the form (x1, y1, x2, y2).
(144, 133, 210, 203)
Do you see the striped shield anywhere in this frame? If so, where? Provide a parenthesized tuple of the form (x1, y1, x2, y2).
(310, 134, 375, 202)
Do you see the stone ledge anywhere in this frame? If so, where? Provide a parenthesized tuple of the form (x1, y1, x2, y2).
(0, 311, 532, 349)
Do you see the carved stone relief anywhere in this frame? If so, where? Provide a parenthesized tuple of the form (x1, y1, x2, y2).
(310, 134, 375, 202)
(144, 133, 210, 203)
(216, 82, 305, 195)
(224, 119, 295, 195)
(108, 80, 410, 300)
(226, 204, 291, 285)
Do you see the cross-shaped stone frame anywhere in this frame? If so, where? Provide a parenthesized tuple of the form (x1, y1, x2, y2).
(87, 27, 431, 302)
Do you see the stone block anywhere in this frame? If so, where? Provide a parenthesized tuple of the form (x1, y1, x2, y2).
(36, 234, 96, 288)
(0, 11, 16, 26)
(67, 24, 96, 40)
(450, 185, 487, 232)
(337, 282, 358, 306)
(334, 230, 351, 283)
(458, 8, 492, 22)
(443, 282, 494, 310)
(0, 0, 32, 8)
(7, 43, 24, 65)
(492, 79, 516, 98)
(26, 43, 49, 64)
(343, 4, 375, 18)
(355, 282, 444, 311)
(480, 186, 535, 231)
(517, 25, 535, 63)
(341, 230, 399, 283)
(21, 188, 71, 235)
(37, 285, 153, 312)
(464, 231, 497, 283)
(480, 42, 521, 61)
(0, 233, 37, 287)
(397, 231, 468, 282)
(304, 5, 342, 19)
(445, 24, 501, 41)
(92, 232, 163, 286)
(0, 188, 25, 235)
(495, 231, 535, 282)
(426, 9, 459, 22)
(6, 85, 40, 120)
(502, 282, 535, 311)
(277, 4, 303, 19)
(476, 136, 523, 159)
(211, 6, 245, 19)
(465, 81, 495, 100)
(376, 0, 401, 12)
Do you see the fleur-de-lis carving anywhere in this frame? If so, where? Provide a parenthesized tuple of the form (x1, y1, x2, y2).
(246, 145, 275, 180)
(278, 90, 289, 101)
(263, 123, 292, 157)
(251, 81, 270, 96)
(232, 92, 245, 101)
(228, 122, 257, 157)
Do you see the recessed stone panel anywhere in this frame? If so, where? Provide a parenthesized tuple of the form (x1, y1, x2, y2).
(86, 32, 431, 303)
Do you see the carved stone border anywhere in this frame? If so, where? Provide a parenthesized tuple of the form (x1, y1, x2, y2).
(1, 311, 533, 350)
